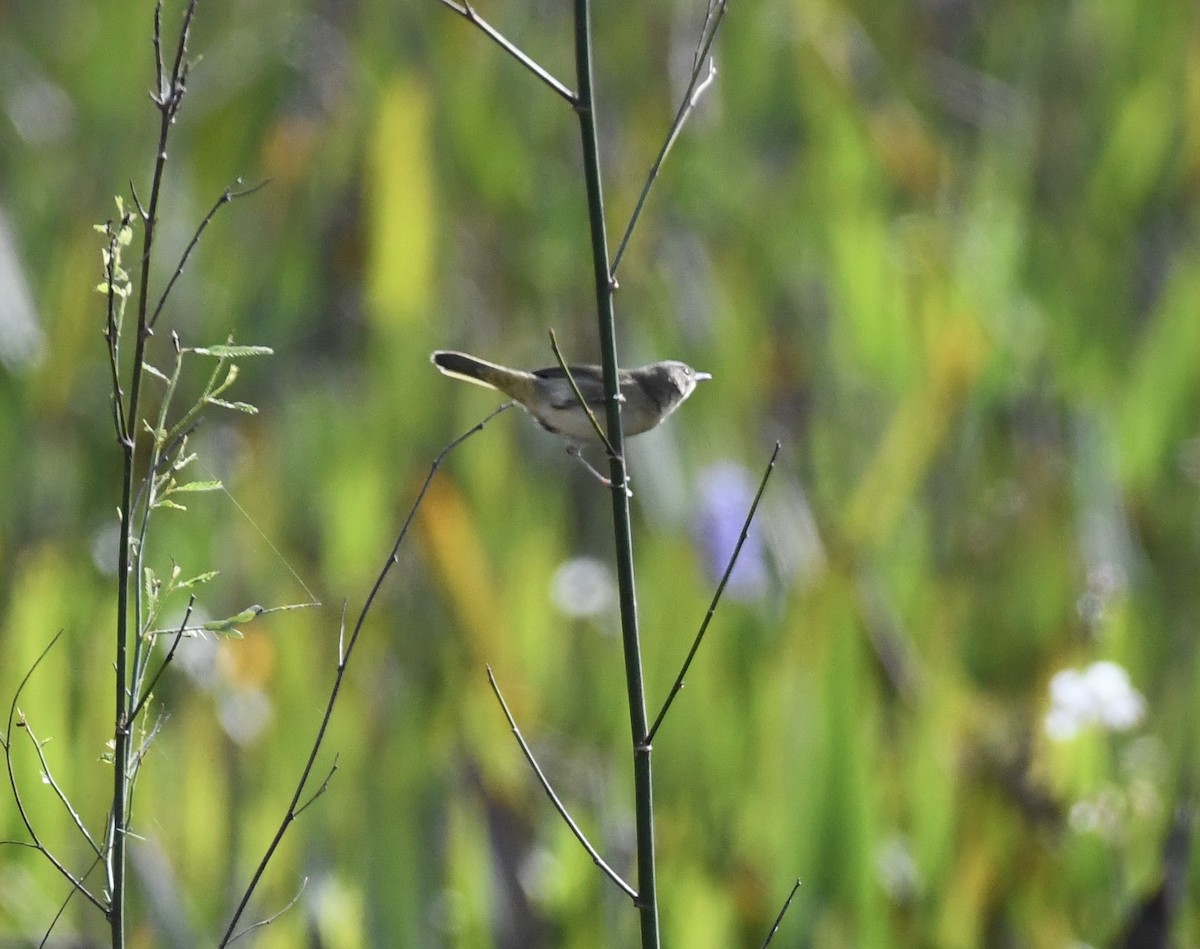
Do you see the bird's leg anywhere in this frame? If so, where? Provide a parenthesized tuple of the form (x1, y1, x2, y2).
(567, 445, 633, 497)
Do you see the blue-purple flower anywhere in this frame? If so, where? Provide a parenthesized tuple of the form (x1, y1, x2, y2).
(694, 462, 769, 600)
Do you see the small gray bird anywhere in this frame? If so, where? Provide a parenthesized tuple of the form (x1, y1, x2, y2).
(430, 350, 710, 442)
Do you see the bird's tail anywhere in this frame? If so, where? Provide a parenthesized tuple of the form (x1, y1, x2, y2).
(431, 350, 532, 397)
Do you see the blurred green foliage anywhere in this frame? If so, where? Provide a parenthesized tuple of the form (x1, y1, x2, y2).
(2, 0, 1199, 945)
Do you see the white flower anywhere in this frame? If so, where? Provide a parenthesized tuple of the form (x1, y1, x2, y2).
(1045, 661, 1145, 741)
(550, 557, 616, 619)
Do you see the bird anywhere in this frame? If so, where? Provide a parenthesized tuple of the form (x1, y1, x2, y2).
(430, 349, 710, 442)
(431, 349, 710, 490)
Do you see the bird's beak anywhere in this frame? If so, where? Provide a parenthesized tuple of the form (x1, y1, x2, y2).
(695, 371, 712, 382)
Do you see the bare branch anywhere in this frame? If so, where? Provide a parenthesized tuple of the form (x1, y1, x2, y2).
(437, 0, 578, 105)
(227, 877, 308, 946)
(759, 879, 801, 948)
(3, 632, 107, 913)
(20, 720, 102, 858)
(127, 711, 168, 788)
(152, 1, 165, 106)
(486, 666, 639, 900)
(37, 855, 105, 949)
(148, 179, 269, 332)
(157, 0, 197, 114)
(548, 328, 615, 456)
(219, 403, 514, 947)
(294, 756, 339, 818)
(647, 440, 779, 744)
(547, 329, 631, 494)
(612, 0, 729, 276)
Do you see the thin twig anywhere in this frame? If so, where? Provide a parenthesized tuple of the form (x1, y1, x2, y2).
(143, 600, 317, 638)
(3, 632, 107, 914)
(19, 721, 102, 858)
(759, 879, 801, 948)
(437, 0, 578, 105)
(659, 59, 716, 164)
(128, 595, 195, 725)
(611, 0, 728, 276)
(39, 854, 105, 949)
(486, 666, 638, 900)
(152, 1, 165, 103)
(294, 756, 339, 818)
(646, 440, 779, 745)
(218, 402, 513, 947)
(129, 179, 148, 221)
(547, 328, 616, 456)
(155, 0, 196, 115)
(127, 711, 167, 787)
(148, 179, 269, 331)
(227, 877, 308, 946)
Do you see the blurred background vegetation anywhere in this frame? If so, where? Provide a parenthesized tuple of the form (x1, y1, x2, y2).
(2, 0, 1199, 945)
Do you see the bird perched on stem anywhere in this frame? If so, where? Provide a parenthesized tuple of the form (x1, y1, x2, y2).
(431, 349, 710, 487)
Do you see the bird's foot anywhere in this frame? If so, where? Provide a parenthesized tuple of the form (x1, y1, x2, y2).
(567, 445, 632, 497)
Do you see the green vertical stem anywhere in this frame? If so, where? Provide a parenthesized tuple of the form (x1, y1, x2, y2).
(108, 45, 176, 949)
(109, 418, 133, 949)
(109, 206, 153, 949)
(572, 1, 660, 945)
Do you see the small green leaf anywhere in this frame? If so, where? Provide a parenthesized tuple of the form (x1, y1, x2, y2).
(154, 499, 187, 511)
(178, 570, 219, 589)
(144, 364, 170, 382)
(202, 604, 264, 636)
(143, 567, 159, 611)
(172, 480, 222, 493)
(217, 363, 240, 391)
(193, 344, 274, 358)
(205, 397, 259, 414)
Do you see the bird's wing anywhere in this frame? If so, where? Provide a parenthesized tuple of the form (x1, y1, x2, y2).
(532, 366, 609, 409)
